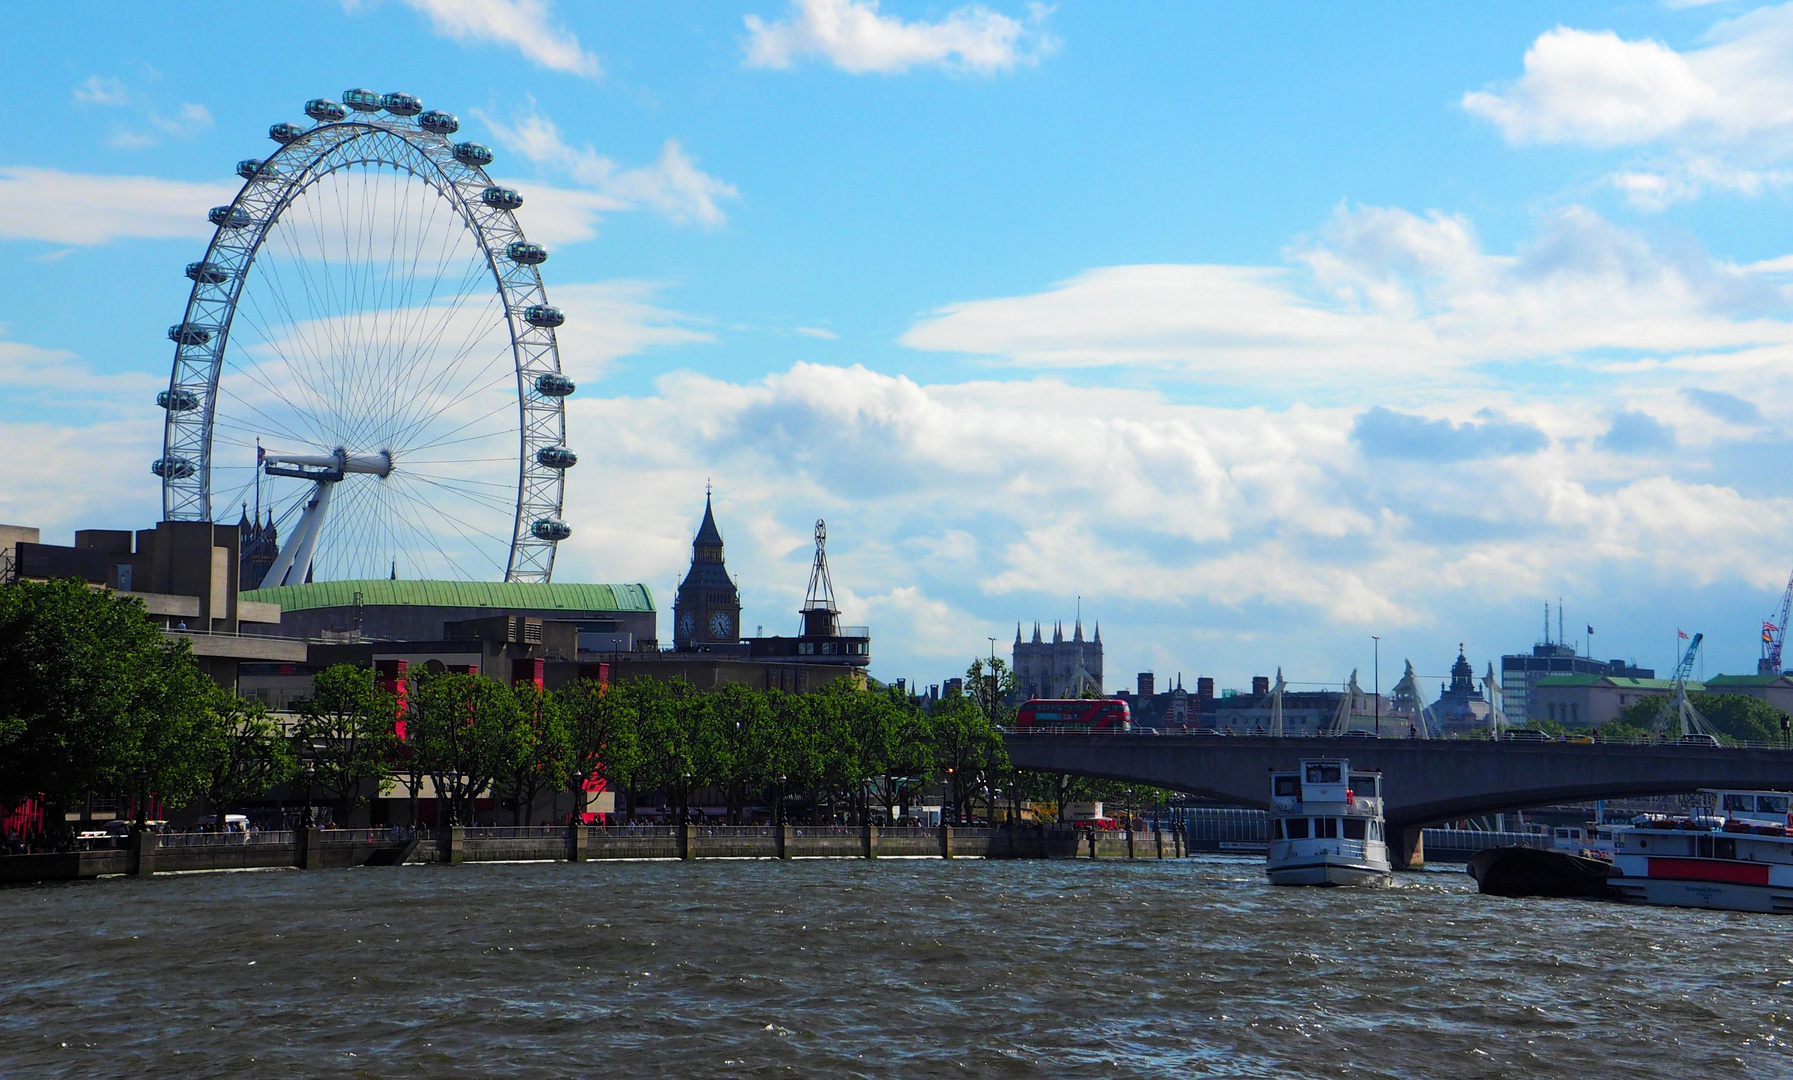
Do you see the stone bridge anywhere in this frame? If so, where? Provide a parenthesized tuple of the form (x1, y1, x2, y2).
(1003, 734, 1793, 865)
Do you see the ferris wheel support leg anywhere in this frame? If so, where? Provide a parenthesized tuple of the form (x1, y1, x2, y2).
(260, 480, 334, 589)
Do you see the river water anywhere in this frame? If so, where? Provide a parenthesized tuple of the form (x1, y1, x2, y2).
(1, 856, 1787, 1079)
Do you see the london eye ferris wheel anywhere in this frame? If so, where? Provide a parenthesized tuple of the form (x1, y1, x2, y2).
(156, 88, 576, 587)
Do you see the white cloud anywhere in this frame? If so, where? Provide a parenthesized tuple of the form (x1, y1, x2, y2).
(743, 0, 1057, 75)
(550, 359, 1793, 682)
(478, 105, 738, 228)
(72, 76, 130, 107)
(551, 281, 715, 380)
(902, 202, 1793, 383)
(71, 74, 212, 148)
(0, 167, 233, 245)
(384, 0, 601, 78)
(795, 326, 838, 339)
(1464, 6, 1793, 208)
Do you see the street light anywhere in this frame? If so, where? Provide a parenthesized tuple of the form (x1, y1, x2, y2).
(778, 774, 787, 828)
(569, 770, 586, 826)
(299, 759, 316, 829)
(1372, 635, 1381, 738)
(682, 772, 693, 825)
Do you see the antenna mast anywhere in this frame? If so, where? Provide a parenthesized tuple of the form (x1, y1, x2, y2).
(800, 519, 840, 638)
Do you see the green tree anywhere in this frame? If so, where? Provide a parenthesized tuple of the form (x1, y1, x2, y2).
(622, 677, 698, 820)
(559, 678, 640, 819)
(503, 683, 572, 824)
(113, 632, 222, 826)
(705, 682, 774, 823)
(930, 693, 1004, 823)
(200, 689, 296, 828)
(297, 664, 399, 824)
(0, 578, 213, 831)
(408, 672, 525, 825)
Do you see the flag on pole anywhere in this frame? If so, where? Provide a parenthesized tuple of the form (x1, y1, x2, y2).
(1678, 630, 1689, 640)
(1587, 625, 1594, 635)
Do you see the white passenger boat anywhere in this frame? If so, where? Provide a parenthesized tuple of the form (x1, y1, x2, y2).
(1266, 758, 1393, 887)
(1606, 789, 1793, 913)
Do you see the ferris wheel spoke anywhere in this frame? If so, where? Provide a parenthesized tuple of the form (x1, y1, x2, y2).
(374, 271, 509, 448)
(383, 359, 517, 454)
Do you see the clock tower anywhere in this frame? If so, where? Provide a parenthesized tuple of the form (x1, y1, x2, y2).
(672, 489, 741, 650)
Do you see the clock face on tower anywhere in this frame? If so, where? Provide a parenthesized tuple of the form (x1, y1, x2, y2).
(709, 610, 734, 640)
(677, 612, 695, 641)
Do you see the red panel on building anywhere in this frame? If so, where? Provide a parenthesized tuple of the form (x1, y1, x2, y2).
(512, 657, 544, 689)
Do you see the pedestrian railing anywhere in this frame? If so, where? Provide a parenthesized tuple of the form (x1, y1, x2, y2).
(154, 830, 296, 848)
(460, 826, 565, 840)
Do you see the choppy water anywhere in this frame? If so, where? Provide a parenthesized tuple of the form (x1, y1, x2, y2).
(1, 856, 1788, 1078)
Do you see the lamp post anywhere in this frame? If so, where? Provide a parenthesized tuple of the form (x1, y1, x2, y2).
(946, 766, 956, 825)
(1372, 634, 1381, 738)
(778, 774, 787, 828)
(682, 772, 693, 825)
(569, 770, 586, 826)
(299, 759, 316, 829)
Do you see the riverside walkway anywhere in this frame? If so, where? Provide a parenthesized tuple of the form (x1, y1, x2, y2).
(0, 823, 1190, 884)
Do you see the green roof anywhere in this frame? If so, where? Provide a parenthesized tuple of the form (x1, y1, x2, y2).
(240, 579, 654, 613)
(1704, 673, 1793, 687)
(1534, 674, 1696, 690)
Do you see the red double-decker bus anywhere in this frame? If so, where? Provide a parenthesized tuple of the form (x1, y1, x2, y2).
(1014, 698, 1132, 732)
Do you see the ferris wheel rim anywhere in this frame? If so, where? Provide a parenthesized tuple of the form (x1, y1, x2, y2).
(157, 99, 570, 584)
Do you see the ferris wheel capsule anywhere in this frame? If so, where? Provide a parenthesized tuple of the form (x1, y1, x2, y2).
(208, 206, 254, 228)
(269, 122, 305, 145)
(168, 323, 212, 346)
(343, 88, 382, 113)
(482, 186, 524, 211)
(531, 518, 571, 542)
(453, 142, 494, 167)
(185, 261, 229, 285)
(236, 158, 268, 180)
(418, 110, 458, 135)
(534, 373, 575, 397)
(305, 99, 347, 123)
(381, 92, 422, 117)
(157, 388, 200, 412)
(535, 446, 577, 470)
(522, 305, 564, 329)
(506, 241, 548, 265)
(151, 457, 196, 480)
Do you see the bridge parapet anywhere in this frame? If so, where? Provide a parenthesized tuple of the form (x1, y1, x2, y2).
(1001, 733, 1793, 830)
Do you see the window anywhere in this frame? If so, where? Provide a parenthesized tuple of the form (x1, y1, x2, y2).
(1274, 776, 1299, 797)
(1343, 818, 1366, 840)
(1351, 775, 1377, 797)
(1725, 794, 1755, 812)
(1305, 763, 1341, 784)
(1715, 838, 1736, 860)
(1760, 796, 1790, 814)
(1272, 820, 1284, 840)
(1284, 818, 1309, 840)
(1315, 818, 1339, 839)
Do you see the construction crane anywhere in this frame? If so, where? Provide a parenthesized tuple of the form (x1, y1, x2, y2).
(1667, 632, 1716, 739)
(1761, 570, 1793, 675)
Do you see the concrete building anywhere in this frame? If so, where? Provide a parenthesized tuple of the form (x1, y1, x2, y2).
(1530, 675, 1694, 728)
(4, 519, 304, 687)
(1501, 642, 1654, 723)
(1699, 674, 1793, 715)
(1013, 618, 1103, 699)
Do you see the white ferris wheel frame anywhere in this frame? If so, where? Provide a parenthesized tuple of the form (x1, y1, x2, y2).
(158, 100, 568, 584)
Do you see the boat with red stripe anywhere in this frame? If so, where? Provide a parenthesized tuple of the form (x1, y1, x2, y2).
(1606, 789, 1793, 913)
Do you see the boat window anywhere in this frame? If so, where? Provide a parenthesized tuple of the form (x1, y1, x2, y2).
(1342, 818, 1366, 841)
(1715, 838, 1736, 860)
(1284, 818, 1309, 840)
(1305, 763, 1342, 784)
(1698, 835, 1714, 858)
(1274, 776, 1299, 797)
(1724, 794, 1755, 812)
(1759, 796, 1790, 814)
(1316, 818, 1339, 839)
(1351, 775, 1377, 796)
(1272, 820, 1284, 840)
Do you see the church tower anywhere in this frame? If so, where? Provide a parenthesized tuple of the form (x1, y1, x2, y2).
(672, 490, 741, 650)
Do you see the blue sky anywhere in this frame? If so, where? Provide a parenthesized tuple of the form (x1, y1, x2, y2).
(6, 0, 1793, 697)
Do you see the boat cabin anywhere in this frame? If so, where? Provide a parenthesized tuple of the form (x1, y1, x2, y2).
(1268, 759, 1384, 845)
